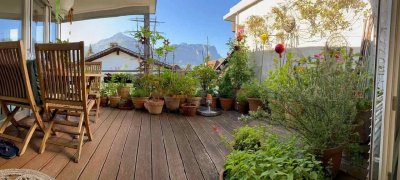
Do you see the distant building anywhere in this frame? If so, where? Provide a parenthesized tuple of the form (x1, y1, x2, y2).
(85, 43, 173, 74)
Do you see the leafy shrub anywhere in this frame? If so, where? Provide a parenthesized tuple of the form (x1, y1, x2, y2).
(231, 126, 265, 151)
(188, 64, 218, 93)
(218, 74, 234, 98)
(241, 80, 261, 98)
(236, 89, 247, 103)
(131, 88, 150, 97)
(224, 135, 325, 180)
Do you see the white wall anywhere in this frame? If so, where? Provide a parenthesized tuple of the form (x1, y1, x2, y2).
(250, 46, 361, 80)
(233, 0, 365, 51)
(93, 52, 140, 71)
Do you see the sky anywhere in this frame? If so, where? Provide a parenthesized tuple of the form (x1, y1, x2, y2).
(61, 0, 240, 57)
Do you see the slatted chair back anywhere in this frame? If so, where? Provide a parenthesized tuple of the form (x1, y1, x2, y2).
(35, 42, 87, 107)
(85, 62, 102, 92)
(0, 41, 35, 105)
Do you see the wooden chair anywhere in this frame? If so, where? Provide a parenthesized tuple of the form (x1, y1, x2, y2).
(85, 62, 102, 122)
(35, 41, 95, 162)
(0, 41, 45, 155)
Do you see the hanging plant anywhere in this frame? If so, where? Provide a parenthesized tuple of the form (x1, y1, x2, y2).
(55, 0, 60, 23)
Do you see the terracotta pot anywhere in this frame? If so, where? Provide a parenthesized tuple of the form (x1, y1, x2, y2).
(355, 110, 371, 143)
(219, 170, 225, 180)
(175, 95, 187, 104)
(144, 100, 164, 115)
(320, 146, 344, 178)
(187, 97, 202, 108)
(118, 86, 130, 99)
(100, 97, 108, 107)
(236, 101, 248, 114)
(164, 96, 181, 111)
(132, 97, 149, 110)
(220, 98, 233, 111)
(182, 103, 197, 116)
(211, 97, 218, 109)
(109, 96, 121, 108)
(247, 98, 263, 112)
(118, 98, 133, 110)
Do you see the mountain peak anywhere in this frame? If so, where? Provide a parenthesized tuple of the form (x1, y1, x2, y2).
(88, 33, 222, 66)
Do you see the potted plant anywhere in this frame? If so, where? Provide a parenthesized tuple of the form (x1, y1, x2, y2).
(264, 51, 361, 177)
(131, 88, 150, 110)
(112, 73, 132, 99)
(161, 70, 182, 112)
(242, 80, 262, 112)
(221, 126, 325, 180)
(181, 75, 200, 116)
(143, 74, 164, 115)
(219, 74, 234, 111)
(108, 83, 121, 108)
(100, 82, 109, 107)
(131, 75, 151, 110)
(188, 64, 218, 106)
(235, 89, 248, 114)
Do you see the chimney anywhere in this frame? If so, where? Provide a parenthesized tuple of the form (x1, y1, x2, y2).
(110, 42, 118, 48)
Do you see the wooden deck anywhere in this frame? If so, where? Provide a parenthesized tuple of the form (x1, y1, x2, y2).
(0, 108, 258, 180)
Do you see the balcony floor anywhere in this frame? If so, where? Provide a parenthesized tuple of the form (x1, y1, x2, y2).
(0, 108, 288, 180)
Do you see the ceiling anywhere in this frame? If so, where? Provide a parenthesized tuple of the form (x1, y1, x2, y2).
(66, 0, 157, 21)
(0, 0, 156, 21)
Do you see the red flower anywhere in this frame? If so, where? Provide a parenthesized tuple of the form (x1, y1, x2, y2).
(212, 126, 220, 134)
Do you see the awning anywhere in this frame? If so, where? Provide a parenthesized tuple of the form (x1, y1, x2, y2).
(67, 0, 157, 21)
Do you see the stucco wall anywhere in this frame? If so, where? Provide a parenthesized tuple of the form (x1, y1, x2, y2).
(249, 46, 361, 80)
(232, 0, 365, 51)
(92, 52, 140, 71)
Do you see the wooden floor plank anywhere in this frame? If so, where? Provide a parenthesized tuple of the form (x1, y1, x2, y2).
(176, 116, 218, 180)
(187, 116, 226, 173)
(0, 108, 248, 180)
(98, 110, 134, 180)
(43, 109, 120, 178)
(151, 114, 169, 180)
(169, 114, 204, 180)
(71, 110, 128, 180)
(160, 114, 187, 180)
(134, 112, 152, 180)
(22, 109, 112, 171)
(117, 111, 142, 180)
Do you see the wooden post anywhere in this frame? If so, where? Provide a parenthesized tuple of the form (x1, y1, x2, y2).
(144, 13, 150, 73)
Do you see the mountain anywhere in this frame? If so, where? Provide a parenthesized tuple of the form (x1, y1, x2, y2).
(86, 32, 222, 66)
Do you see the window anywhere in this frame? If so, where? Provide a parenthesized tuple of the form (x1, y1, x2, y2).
(32, 0, 45, 46)
(0, 1, 23, 42)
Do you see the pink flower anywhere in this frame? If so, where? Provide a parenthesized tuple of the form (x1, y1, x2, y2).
(314, 54, 323, 60)
(212, 126, 220, 134)
(335, 54, 341, 61)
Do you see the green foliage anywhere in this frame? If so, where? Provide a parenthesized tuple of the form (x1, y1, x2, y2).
(181, 75, 200, 97)
(107, 83, 119, 97)
(236, 89, 247, 103)
(100, 82, 110, 97)
(130, 88, 150, 97)
(137, 74, 163, 98)
(224, 134, 325, 180)
(231, 126, 265, 151)
(225, 44, 254, 89)
(160, 69, 185, 96)
(111, 73, 132, 86)
(266, 50, 364, 152)
(218, 74, 234, 98)
(188, 64, 218, 93)
(241, 80, 261, 99)
(239, 109, 270, 123)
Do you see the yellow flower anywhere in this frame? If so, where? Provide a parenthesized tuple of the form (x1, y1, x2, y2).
(260, 33, 269, 44)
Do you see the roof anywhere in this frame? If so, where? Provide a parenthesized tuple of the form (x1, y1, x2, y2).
(223, 0, 262, 21)
(85, 45, 173, 69)
(0, 0, 157, 21)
